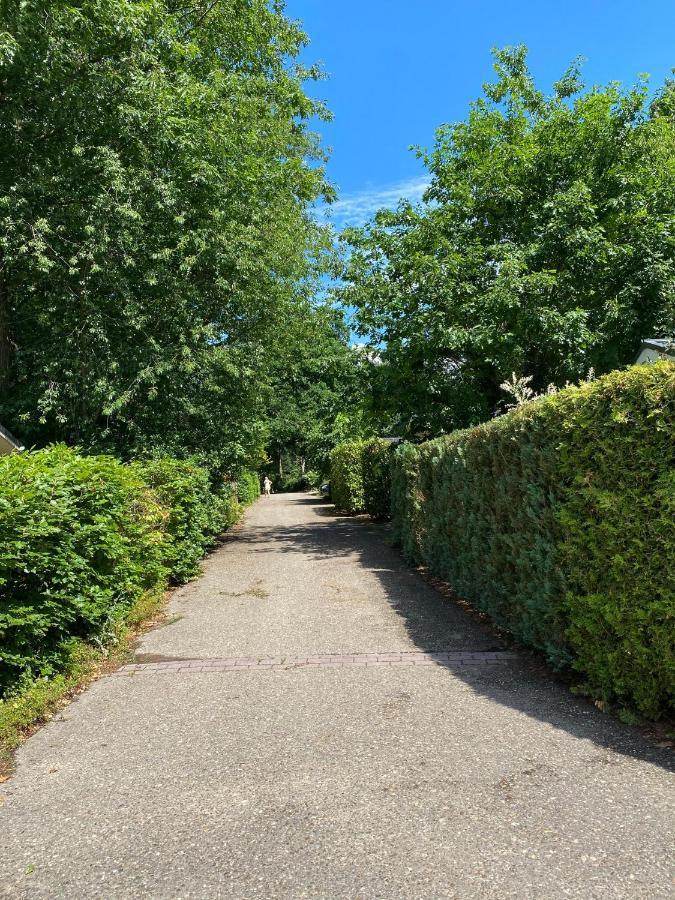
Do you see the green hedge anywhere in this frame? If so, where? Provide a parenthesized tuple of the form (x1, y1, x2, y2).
(237, 471, 261, 507)
(0, 446, 167, 694)
(0, 447, 260, 696)
(330, 439, 394, 517)
(392, 363, 675, 719)
(362, 439, 394, 519)
(136, 457, 216, 583)
(330, 440, 367, 513)
(330, 438, 394, 517)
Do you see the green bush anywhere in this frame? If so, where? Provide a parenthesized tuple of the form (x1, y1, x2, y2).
(237, 471, 261, 507)
(272, 472, 313, 492)
(135, 457, 215, 583)
(304, 470, 322, 489)
(0, 448, 255, 697)
(0, 446, 168, 695)
(207, 480, 241, 533)
(391, 363, 675, 719)
(362, 439, 393, 519)
(330, 439, 394, 517)
(329, 440, 367, 513)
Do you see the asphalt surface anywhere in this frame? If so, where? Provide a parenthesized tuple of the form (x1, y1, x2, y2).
(0, 493, 673, 899)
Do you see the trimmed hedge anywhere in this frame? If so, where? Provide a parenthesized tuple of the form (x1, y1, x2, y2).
(0, 446, 167, 694)
(0, 446, 260, 696)
(392, 363, 675, 719)
(362, 439, 394, 519)
(330, 440, 367, 513)
(330, 438, 394, 517)
(136, 457, 216, 583)
(237, 471, 261, 507)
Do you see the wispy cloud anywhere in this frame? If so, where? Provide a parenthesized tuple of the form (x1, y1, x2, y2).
(321, 175, 431, 229)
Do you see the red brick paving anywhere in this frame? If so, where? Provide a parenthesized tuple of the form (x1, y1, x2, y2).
(116, 650, 518, 675)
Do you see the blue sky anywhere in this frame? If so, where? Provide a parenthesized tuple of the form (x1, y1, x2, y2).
(285, 0, 675, 229)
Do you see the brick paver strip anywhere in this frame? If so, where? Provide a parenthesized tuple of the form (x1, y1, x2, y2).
(116, 650, 518, 675)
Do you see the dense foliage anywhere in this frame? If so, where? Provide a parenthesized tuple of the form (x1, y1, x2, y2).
(0, 0, 331, 472)
(0, 446, 256, 696)
(265, 301, 369, 481)
(341, 47, 675, 439)
(390, 363, 675, 719)
(329, 441, 367, 513)
(0, 446, 165, 693)
(237, 472, 262, 508)
(329, 438, 393, 517)
(134, 457, 251, 583)
(361, 439, 393, 520)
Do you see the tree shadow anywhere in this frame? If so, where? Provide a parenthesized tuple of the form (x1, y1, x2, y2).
(237, 493, 674, 773)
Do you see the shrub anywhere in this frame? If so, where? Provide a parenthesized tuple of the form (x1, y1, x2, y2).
(207, 480, 241, 534)
(237, 471, 261, 507)
(135, 457, 214, 583)
(0, 446, 168, 695)
(304, 469, 322, 489)
(362, 439, 393, 519)
(330, 440, 367, 513)
(272, 472, 314, 492)
(330, 439, 394, 517)
(391, 363, 675, 719)
(0, 448, 254, 697)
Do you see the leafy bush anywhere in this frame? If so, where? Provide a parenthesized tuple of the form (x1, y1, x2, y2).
(330, 439, 394, 517)
(237, 471, 261, 507)
(0, 446, 168, 695)
(0, 448, 257, 697)
(304, 470, 322, 489)
(362, 439, 393, 519)
(391, 363, 675, 719)
(272, 473, 310, 492)
(329, 440, 367, 513)
(135, 457, 215, 583)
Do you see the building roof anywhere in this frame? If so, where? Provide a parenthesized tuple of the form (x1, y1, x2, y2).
(634, 338, 675, 364)
(0, 423, 24, 453)
(641, 338, 674, 354)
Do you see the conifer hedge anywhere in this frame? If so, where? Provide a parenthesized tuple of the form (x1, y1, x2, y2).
(330, 438, 392, 517)
(329, 440, 367, 513)
(0, 447, 259, 696)
(362, 439, 394, 519)
(391, 363, 675, 719)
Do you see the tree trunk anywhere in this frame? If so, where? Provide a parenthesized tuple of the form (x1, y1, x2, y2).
(278, 453, 283, 477)
(300, 455, 306, 475)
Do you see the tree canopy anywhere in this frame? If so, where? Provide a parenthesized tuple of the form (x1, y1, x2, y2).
(340, 47, 675, 438)
(3, 17, 673, 474)
(264, 299, 370, 480)
(0, 0, 333, 471)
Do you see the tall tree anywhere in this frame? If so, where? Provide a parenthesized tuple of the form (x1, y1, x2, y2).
(265, 300, 369, 478)
(340, 47, 675, 438)
(0, 0, 330, 469)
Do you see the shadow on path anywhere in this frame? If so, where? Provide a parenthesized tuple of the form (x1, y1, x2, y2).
(240, 494, 674, 774)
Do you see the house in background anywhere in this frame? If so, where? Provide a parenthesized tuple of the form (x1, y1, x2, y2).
(634, 338, 675, 365)
(0, 423, 24, 455)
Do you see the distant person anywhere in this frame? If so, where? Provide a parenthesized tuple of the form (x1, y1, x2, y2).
(263, 476, 272, 497)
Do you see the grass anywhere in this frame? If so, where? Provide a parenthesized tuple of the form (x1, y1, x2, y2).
(219, 578, 270, 599)
(0, 584, 168, 781)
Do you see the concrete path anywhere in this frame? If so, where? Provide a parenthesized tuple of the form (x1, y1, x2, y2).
(1, 494, 673, 899)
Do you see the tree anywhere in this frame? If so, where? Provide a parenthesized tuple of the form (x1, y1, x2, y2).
(264, 300, 369, 479)
(340, 47, 675, 438)
(0, 0, 330, 470)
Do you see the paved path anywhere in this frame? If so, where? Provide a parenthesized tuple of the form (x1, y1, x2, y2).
(1, 494, 673, 899)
